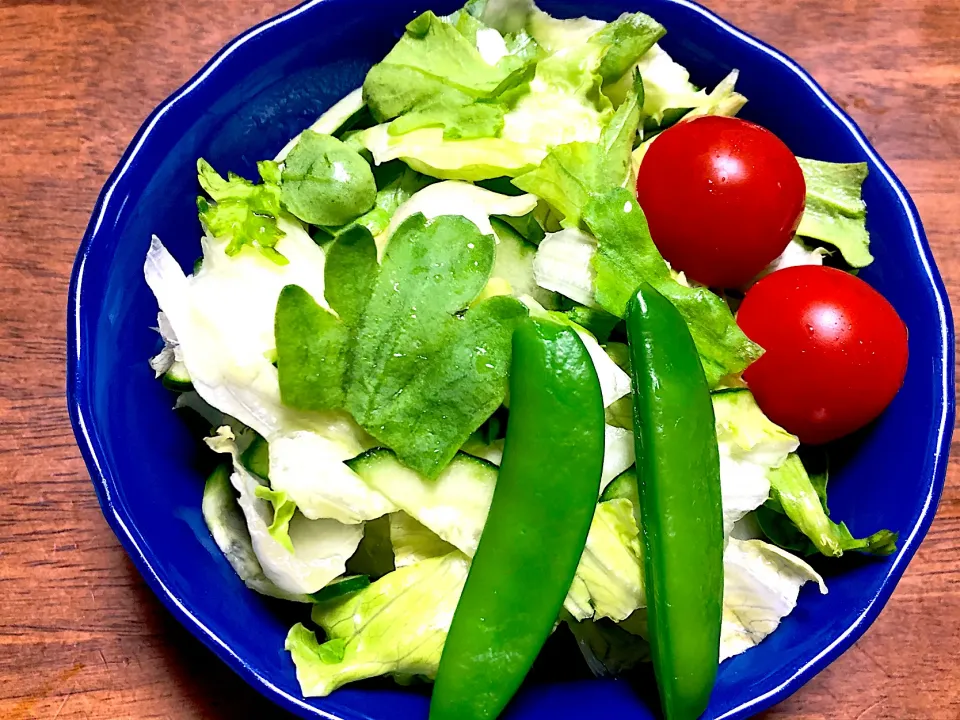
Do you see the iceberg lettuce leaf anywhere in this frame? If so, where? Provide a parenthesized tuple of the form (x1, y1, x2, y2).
(286, 552, 470, 696)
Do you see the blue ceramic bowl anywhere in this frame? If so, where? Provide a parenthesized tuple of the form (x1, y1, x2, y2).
(67, 0, 954, 717)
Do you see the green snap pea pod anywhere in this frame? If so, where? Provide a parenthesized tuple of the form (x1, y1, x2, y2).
(430, 316, 606, 720)
(626, 283, 724, 720)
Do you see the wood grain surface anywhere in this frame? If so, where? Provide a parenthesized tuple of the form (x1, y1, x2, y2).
(0, 0, 956, 718)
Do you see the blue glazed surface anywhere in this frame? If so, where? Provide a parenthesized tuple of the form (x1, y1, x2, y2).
(67, 0, 954, 718)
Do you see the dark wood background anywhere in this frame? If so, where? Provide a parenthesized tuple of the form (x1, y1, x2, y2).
(0, 0, 957, 718)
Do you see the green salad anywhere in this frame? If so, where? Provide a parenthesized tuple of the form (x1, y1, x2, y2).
(145, 1, 906, 718)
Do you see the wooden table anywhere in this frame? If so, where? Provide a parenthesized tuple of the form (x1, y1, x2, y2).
(0, 1, 957, 718)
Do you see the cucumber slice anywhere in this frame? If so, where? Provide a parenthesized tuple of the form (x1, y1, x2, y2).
(240, 434, 270, 480)
(600, 468, 639, 507)
(490, 218, 559, 310)
(348, 448, 498, 557)
(710, 387, 750, 397)
(162, 360, 193, 392)
(201, 464, 308, 602)
(309, 575, 371, 603)
(565, 305, 620, 343)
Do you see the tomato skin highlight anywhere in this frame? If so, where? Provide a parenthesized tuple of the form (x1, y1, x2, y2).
(737, 266, 909, 444)
(636, 116, 806, 288)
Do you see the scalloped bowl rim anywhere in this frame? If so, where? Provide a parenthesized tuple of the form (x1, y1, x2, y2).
(66, 0, 954, 718)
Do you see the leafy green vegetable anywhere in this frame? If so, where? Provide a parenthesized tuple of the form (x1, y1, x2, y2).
(197, 158, 286, 264)
(712, 389, 799, 537)
(390, 511, 457, 568)
(363, 11, 528, 141)
(524, 6, 605, 52)
(253, 485, 298, 553)
(796, 157, 873, 268)
(378, 180, 538, 248)
(573, 498, 645, 621)
(592, 13, 666, 82)
(274, 284, 352, 410)
(720, 538, 826, 661)
(361, 124, 545, 181)
(633, 45, 708, 124)
(329, 163, 435, 239)
(512, 73, 642, 228)
(520, 5, 663, 84)
(584, 188, 763, 385)
(751, 237, 828, 284)
(267, 429, 396, 525)
(286, 552, 470, 696)
(275, 88, 369, 163)
(280, 131, 377, 226)
(761, 454, 898, 557)
(614, 538, 827, 664)
(359, 6, 660, 181)
(365, 12, 508, 113)
(276, 214, 528, 477)
(631, 68, 747, 166)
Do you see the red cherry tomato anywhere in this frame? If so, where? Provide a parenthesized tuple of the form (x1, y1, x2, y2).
(737, 266, 908, 444)
(636, 116, 806, 288)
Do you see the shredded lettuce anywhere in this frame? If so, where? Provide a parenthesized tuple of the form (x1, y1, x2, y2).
(583, 189, 763, 385)
(268, 431, 395, 525)
(143, 228, 371, 458)
(286, 552, 470, 696)
(573, 498, 645, 621)
(359, 5, 661, 181)
(601, 425, 635, 492)
(611, 538, 826, 664)
(720, 538, 827, 661)
(631, 67, 747, 168)
(197, 159, 286, 264)
(796, 158, 872, 267)
(364, 12, 519, 140)
(749, 237, 828, 286)
(377, 180, 537, 250)
(201, 464, 310, 602)
(252, 485, 298, 553)
(532, 228, 599, 307)
(513, 73, 642, 228)
(713, 390, 799, 537)
(361, 124, 545, 181)
(761, 454, 898, 557)
(205, 427, 363, 596)
(390, 511, 457, 568)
